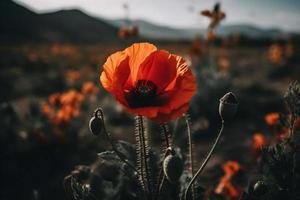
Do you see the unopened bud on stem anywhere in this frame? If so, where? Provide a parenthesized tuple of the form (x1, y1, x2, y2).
(219, 92, 238, 121)
(89, 108, 104, 136)
(253, 180, 267, 196)
(163, 149, 183, 183)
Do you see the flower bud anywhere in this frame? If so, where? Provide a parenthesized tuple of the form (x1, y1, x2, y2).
(89, 111, 103, 136)
(163, 152, 183, 183)
(219, 92, 238, 121)
(253, 180, 267, 196)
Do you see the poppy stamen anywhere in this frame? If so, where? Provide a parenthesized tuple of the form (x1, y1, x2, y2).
(125, 80, 160, 108)
(135, 80, 157, 98)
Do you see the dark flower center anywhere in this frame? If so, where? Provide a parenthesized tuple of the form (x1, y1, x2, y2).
(125, 80, 167, 108)
(134, 80, 157, 98)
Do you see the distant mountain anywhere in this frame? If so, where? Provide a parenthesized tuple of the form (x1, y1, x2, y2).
(107, 19, 294, 40)
(215, 24, 289, 39)
(107, 19, 200, 40)
(0, 0, 297, 43)
(0, 0, 119, 43)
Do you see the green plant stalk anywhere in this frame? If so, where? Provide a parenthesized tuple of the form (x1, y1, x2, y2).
(184, 120, 225, 200)
(162, 124, 171, 148)
(289, 113, 296, 199)
(155, 148, 172, 200)
(154, 125, 172, 200)
(96, 108, 139, 175)
(206, 31, 214, 72)
(158, 175, 166, 198)
(96, 109, 146, 198)
(184, 114, 195, 200)
(289, 114, 295, 137)
(172, 118, 180, 141)
(103, 128, 138, 173)
(135, 116, 147, 193)
(137, 116, 152, 199)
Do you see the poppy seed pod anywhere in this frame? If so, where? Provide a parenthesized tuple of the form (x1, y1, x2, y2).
(163, 152, 183, 183)
(89, 111, 103, 136)
(219, 92, 238, 121)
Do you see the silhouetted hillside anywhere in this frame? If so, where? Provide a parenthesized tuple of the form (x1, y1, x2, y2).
(0, 0, 119, 43)
(108, 19, 296, 40)
(1, 0, 298, 43)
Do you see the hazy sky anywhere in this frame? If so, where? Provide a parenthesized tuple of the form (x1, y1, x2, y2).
(15, 0, 300, 32)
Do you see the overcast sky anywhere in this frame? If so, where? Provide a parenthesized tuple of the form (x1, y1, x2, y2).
(15, 0, 300, 32)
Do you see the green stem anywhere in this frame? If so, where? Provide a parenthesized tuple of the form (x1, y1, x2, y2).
(155, 148, 172, 199)
(184, 120, 225, 200)
(137, 116, 152, 199)
(289, 114, 295, 138)
(135, 116, 147, 194)
(155, 124, 172, 200)
(95, 108, 139, 176)
(172, 118, 179, 141)
(289, 114, 296, 199)
(184, 114, 195, 200)
(162, 124, 171, 148)
(158, 174, 166, 197)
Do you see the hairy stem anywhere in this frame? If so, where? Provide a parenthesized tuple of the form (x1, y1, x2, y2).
(135, 116, 147, 193)
(184, 120, 225, 200)
(136, 116, 152, 199)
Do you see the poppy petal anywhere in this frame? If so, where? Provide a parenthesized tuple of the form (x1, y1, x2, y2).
(125, 43, 157, 83)
(167, 69, 196, 110)
(164, 55, 196, 110)
(100, 50, 127, 92)
(126, 106, 160, 118)
(201, 10, 212, 17)
(219, 12, 226, 20)
(111, 57, 131, 106)
(151, 103, 190, 123)
(137, 50, 177, 93)
(122, 55, 196, 119)
(101, 55, 131, 106)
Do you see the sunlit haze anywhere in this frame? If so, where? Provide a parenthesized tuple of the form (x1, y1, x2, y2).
(15, 0, 300, 32)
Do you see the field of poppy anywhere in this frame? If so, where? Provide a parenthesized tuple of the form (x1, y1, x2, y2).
(1, 1, 300, 200)
(1, 37, 299, 200)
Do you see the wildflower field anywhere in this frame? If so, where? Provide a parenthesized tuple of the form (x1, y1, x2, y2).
(1, 1, 300, 200)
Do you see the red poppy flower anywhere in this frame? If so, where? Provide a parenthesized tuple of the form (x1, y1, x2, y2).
(201, 3, 226, 30)
(252, 133, 266, 151)
(100, 43, 196, 123)
(265, 112, 280, 126)
(119, 28, 130, 40)
(215, 161, 241, 198)
(201, 10, 212, 17)
(81, 81, 99, 96)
